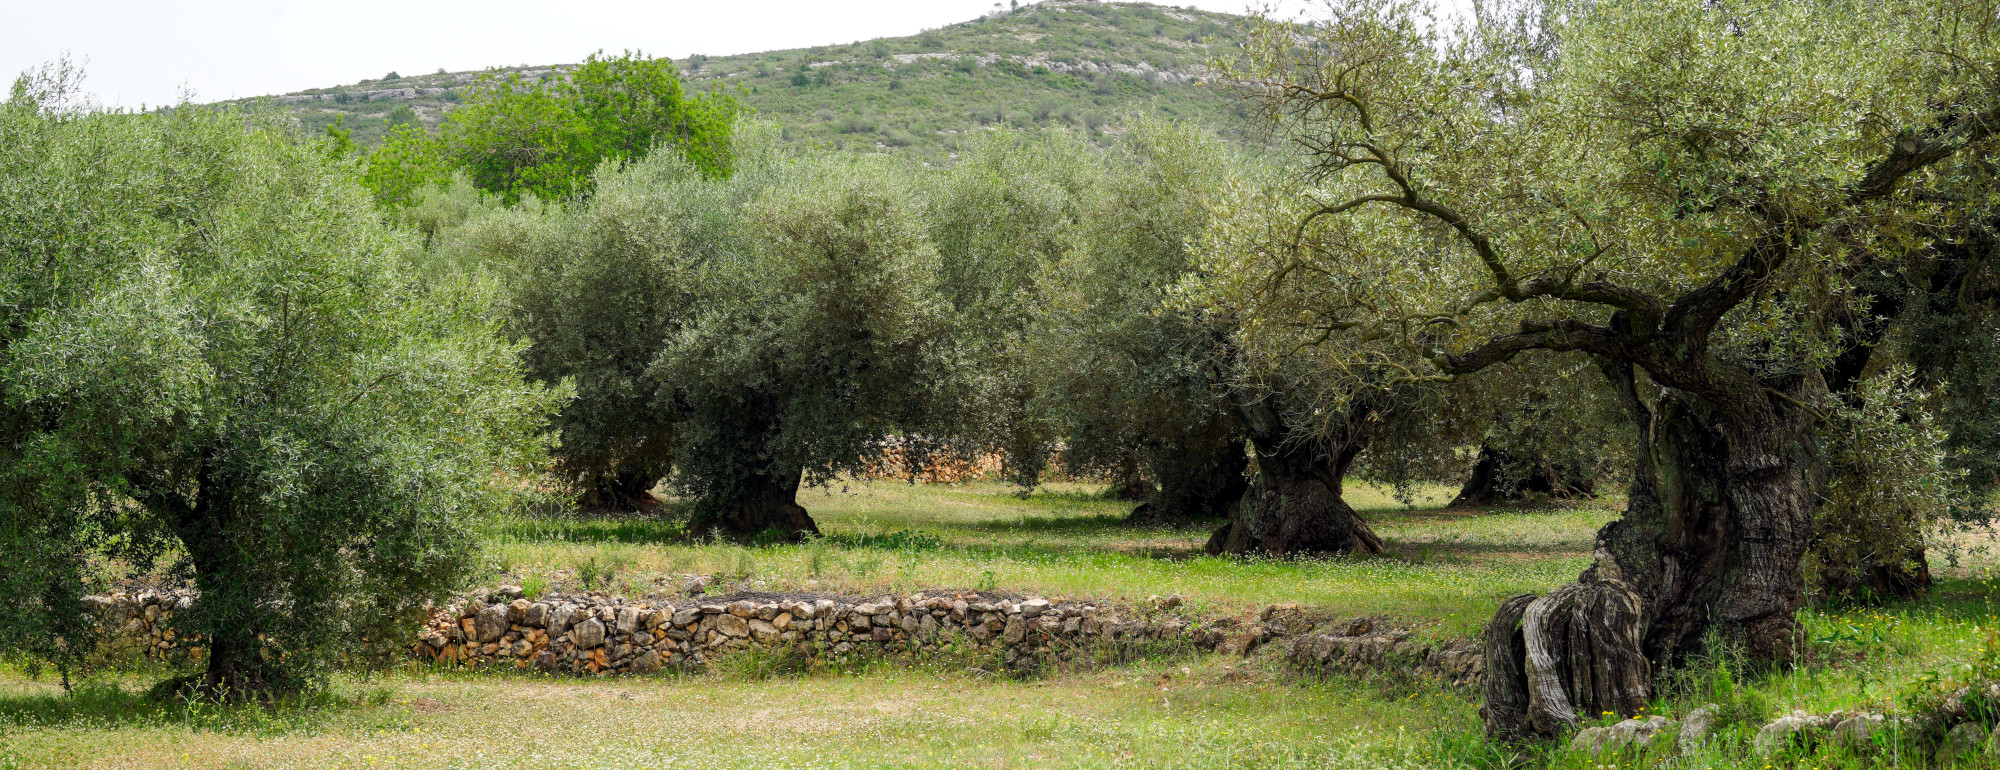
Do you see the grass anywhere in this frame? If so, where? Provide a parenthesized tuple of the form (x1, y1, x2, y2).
(13, 476, 2000, 768)
(0, 656, 1499, 769)
(481, 478, 1607, 639)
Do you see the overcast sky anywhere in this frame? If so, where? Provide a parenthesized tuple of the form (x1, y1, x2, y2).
(6, 0, 1346, 109)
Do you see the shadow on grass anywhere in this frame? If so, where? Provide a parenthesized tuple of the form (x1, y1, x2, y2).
(0, 676, 383, 735)
(483, 516, 687, 546)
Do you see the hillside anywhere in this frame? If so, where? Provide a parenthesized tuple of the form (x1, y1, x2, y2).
(243, 1, 1258, 163)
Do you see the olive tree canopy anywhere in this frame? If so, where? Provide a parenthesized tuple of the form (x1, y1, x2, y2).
(1202, 0, 2000, 739)
(0, 66, 561, 700)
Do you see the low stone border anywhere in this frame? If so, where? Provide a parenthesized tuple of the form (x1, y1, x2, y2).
(415, 587, 1266, 675)
(80, 591, 203, 667)
(1282, 615, 1485, 687)
(80, 586, 1488, 687)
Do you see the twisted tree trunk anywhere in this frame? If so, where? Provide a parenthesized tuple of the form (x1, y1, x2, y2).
(1206, 395, 1384, 557)
(1450, 445, 1596, 508)
(683, 466, 821, 543)
(1482, 362, 1821, 740)
(1128, 418, 1249, 525)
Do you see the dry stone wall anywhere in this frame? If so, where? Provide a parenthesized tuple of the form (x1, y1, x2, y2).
(77, 587, 1485, 686)
(415, 587, 1232, 676)
(80, 591, 204, 666)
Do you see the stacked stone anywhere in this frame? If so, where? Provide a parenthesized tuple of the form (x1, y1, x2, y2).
(412, 587, 1214, 676)
(80, 590, 203, 663)
(1284, 616, 1485, 687)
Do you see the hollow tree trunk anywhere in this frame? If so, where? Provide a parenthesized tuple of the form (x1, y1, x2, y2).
(1128, 419, 1249, 525)
(1206, 395, 1385, 557)
(1483, 363, 1821, 741)
(683, 466, 821, 543)
(1450, 445, 1596, 508)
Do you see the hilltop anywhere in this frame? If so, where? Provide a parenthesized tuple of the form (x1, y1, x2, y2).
(244, 1, 1258, 163)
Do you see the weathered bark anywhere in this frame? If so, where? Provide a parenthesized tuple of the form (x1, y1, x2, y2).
(1450, 445, 1597, 508)
(1480, 362, 1822, 740)
(154, 460, 288, 702)
(1128, 421, 1249, 525)
(1206, 395, 1385, 557)
(577, 466, 662, 512)
(683, 466, 821, 543)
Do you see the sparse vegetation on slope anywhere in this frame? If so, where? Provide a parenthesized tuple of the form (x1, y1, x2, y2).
(238, 1, 1255, 163)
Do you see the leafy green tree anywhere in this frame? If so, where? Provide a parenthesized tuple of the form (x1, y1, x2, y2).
(924, 131, 1097, 487)
(1031, 122, 1253, 526)
(468, 137, 956, 536)
(0, 68, 560, 700)
(364, 51, 738, 206)
(455, 147, 729, 509)
(658, 152, 956, 540)
(1207, 0, 2000, 738)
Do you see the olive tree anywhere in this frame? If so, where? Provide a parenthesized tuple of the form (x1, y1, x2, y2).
(1209, 0, 2000, 738)
(0, 68, 560, 700)
(924, 132, 1097, 488)
(654, 152, 957, 541)
(452, 148, 738, 509)
(1028, 123, 1257, 527)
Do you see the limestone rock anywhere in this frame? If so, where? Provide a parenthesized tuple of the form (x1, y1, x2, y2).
(1678, 704, 1719, 748)
(524, 603, 549, 628)
(474, 604, 509, 644)
(1937, 722, 1987, 765)
(1004, 616, 1027, 644)
(575, 617, 606, 649)
(1020, 599, 1050, 619)
(631, 650, 662, 674)
(549, 604, 576, 637)
(1573, 715, 1673, 756)
(616, 607, 640, 634)
(726, 601, 756, 618)
(749, 619, 780, 643)
(493, 585, 525, 602)
(715, 614, 750, 638)
(1754, 712, 1834, 757)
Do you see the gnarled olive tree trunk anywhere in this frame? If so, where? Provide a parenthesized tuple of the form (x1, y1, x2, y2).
(1450, 445, 1597, 508)
(1128, 417, 1250, 525)
(683, 465, 821, 543)
(1206, 395, 1384, 557)
(1483, 362, 1821, 741)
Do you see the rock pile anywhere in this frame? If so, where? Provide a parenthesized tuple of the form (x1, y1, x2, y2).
(79, 590, 203, 664)
(413, 587, 1223, 675)
(1284, 615, 1485, 687)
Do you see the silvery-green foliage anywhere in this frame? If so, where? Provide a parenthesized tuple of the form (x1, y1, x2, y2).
(651, 149, 956, 517)
(0, 67, 563, 688)
(925, 131, 1098, 485)
(1197, 0, 2000, 398)
(1029, 120, 1245, 483)
(474, 144, 748, 503)
(1809, 367, 1968, 598)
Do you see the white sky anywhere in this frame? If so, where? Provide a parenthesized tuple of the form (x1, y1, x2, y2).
(6, 0, 1344, 110)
